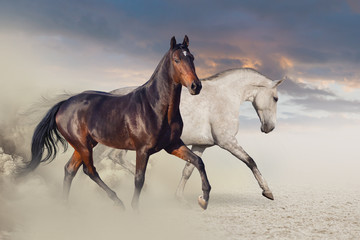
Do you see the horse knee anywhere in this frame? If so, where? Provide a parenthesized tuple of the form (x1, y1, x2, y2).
(107, 189, 118, 199)
(64, 164, 76, 177)
(195, 157, 205, 171)
(134, 173, 145, 189)
(89, 172, 100, 180)
(246, 157, 258, 170)
(84, 167, 99, 180)
(83, 165, 89, 176)
(182, 163, 194, 179)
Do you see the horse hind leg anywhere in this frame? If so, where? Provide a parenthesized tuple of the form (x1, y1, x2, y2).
(131, 150, 149, 211)
(63, 151, 83, 201)
(175, 145, 206, 201)
(80, 148, 125, 209)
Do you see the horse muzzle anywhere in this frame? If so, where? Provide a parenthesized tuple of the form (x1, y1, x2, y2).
(261, 123, 275, 134)
(188, 80, 202, 95)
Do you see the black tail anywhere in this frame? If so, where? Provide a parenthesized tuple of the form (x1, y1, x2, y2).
(25, 100, 68, 172)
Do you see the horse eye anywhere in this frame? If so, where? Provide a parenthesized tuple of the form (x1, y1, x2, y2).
(273, 96, 278, 102)
(174, 59, 180, 63)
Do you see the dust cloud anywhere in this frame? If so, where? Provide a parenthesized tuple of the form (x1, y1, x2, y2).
(0, 156, 217, 240)
(0, 98, 219, 240)
(0, 144, 216, 240)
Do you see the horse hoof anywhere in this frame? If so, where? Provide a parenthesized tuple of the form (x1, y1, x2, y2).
(198, 195, 208, 210)
(175, 195, 191, 207)
(114, 200, 126, 210)
(262, 190, 274, 200)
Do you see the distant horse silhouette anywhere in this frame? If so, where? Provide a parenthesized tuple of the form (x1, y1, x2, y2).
(26, 36, 211, 210)
(98, 68, 284, 201)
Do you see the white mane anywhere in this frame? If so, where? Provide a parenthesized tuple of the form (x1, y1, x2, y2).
(200, 68, 274, 91)
(204, 67, 270, 82)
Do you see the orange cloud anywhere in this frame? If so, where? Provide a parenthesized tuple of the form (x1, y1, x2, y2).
(343, 77, 360, 92)
(241, 58, 262, 69)
(279, 56, 294, 69)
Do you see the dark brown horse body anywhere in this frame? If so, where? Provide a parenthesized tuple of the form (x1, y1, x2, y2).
(27, 36, 211, 210)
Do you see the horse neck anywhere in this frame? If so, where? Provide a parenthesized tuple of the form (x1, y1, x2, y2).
(145, 52, 182, 116)
(220, 71, 269, 104)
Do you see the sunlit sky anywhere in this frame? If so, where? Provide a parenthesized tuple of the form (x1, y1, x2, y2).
(1, 1, 360, 132)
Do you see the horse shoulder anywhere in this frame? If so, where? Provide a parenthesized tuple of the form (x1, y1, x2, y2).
(207, 93, 240, 139)
(179, 90, 214, 145)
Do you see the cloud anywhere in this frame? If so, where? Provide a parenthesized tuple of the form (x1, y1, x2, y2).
(275, 77, 360, 122)
(347, 0, 360, 13)
(1, 0, 360, 120)
(279, 78, 335, 98)
(2, 0, 359, 65)
(291, 96, 360, 113)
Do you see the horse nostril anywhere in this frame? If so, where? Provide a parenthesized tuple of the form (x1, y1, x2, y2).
(197, 82, 202, 92)
(191, 82, 197, 90)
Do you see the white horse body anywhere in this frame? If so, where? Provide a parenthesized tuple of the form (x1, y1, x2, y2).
(180, 69, 278, 145)
(108, 68, 284, 200)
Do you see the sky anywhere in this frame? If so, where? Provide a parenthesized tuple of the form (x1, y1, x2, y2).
(1, 0, 360, 126)
(0, 1, 360, 180)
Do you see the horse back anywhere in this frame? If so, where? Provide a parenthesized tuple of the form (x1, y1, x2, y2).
(55, 90, 177, 152)
(55, 91, 134, 149)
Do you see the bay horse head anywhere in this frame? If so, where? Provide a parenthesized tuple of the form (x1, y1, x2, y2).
(252, 78, 285, 133)
(169, 35, 202, 95)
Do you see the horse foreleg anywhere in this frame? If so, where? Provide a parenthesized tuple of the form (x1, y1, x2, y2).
(166, 142, 211, 210)
(131, 150, 149, 210)
(218, 137, 274, 200)
(63, 151, 83, 201)
(175, 145, 206, 201)
(81, 149, 125, 209)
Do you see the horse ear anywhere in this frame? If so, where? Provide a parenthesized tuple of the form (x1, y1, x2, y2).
(182, 35, 189, 47)
(170, 36, 177, 49)
(272, 77, 286, 88)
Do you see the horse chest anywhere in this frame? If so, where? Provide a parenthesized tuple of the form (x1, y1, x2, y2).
(151, 116, 182, 151)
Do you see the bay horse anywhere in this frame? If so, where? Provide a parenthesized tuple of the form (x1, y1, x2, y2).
(97, 68, 284, 201)
(26, 36, 211, 210)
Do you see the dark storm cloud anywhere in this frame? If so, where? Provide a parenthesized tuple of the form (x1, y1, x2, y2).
(1, 0, 359, 64)
(285, 47, 332, 64)
(0, 0, 170, 58)
(261, 1, 360, 63)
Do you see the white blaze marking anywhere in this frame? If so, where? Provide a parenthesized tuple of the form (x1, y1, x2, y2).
(183, 51, 187, 56)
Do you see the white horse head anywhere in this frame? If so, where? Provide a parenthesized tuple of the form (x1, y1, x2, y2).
(251, 78, 284, 133)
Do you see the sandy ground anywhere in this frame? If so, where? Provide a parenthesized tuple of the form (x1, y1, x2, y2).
(199, 184, 360, 239)
(1, 120, 359, 240)
(1, 150, 359, 240)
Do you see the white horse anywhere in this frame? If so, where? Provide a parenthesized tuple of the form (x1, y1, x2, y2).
(99, 68, 284, 201)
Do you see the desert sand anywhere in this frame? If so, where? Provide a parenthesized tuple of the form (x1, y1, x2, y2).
(1, 142, 359, 240)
